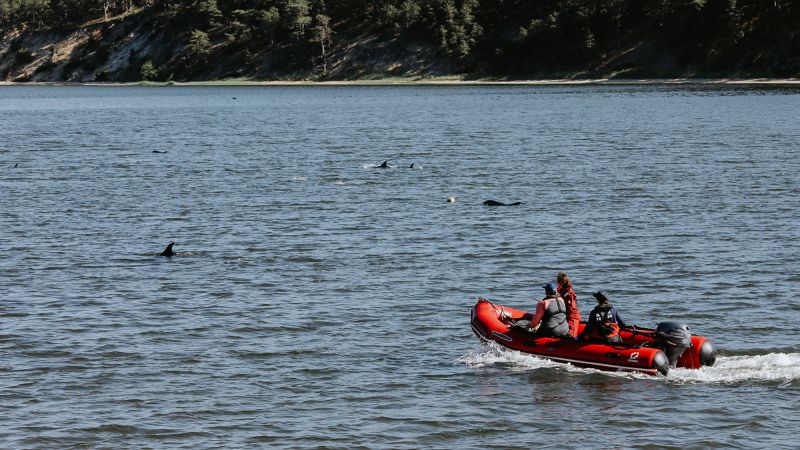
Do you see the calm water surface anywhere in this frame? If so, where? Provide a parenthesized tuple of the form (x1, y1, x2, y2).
(1, 85, 799, 448)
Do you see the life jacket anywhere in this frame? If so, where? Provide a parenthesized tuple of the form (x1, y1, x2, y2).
(590, 304, 620, 339)
(559, 286, 580, 321)
(540, 296, 569, 337)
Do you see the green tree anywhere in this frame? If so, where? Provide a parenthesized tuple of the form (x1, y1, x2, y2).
(437, 0, 482, 62)
(230, 10, 253, 42)
(258, 6, 280, 45)
(194, 0, 222, 28)
(140, 60, 158, 80)
(186, 29, 213, 64)
(383, 0, 421, 37)
(310, 13, 332, 74)
(283, 0, 311, 41)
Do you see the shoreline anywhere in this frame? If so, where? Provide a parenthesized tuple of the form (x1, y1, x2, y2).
(2, 77, 800, 87)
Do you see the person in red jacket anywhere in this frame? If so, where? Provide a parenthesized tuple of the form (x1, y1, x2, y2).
(557, 272, 580, 338)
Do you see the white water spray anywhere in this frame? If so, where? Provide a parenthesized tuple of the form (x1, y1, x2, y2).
(460, 344, 800, 383)
(669, 353, 800, 383)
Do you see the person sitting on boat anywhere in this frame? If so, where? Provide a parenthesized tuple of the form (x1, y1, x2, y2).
(525, 282, 570, 337)
(579, 291, 627, 343)
(556, 272, 580, 338)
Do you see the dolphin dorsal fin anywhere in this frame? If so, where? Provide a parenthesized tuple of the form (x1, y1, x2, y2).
(160, 242, 175, 257)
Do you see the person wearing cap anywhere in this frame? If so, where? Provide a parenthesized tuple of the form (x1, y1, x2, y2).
(579, 291, 627, 343)
(556, 272, 580, 338)
(526, 282, 570, 337)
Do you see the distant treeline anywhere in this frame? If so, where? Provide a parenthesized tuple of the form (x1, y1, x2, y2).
(1, 1, 153, 27)
(2, 0, 800, 79)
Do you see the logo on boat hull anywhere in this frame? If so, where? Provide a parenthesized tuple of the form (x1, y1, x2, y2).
(628, 352, 640, 363)
(491, 331, 513, 342)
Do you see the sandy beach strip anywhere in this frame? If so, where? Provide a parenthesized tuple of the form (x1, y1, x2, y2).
(2, 78, 800, 87)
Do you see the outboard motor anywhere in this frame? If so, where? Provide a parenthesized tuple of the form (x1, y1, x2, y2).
(655, 322, 692, 368)
(698, 339, 717, 367)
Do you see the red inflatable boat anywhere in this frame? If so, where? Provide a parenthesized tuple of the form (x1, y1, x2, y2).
(470, 299, 716, 376)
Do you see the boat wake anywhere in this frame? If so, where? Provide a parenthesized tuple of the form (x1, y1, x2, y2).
(459, 344, 565, 371)
(460, 344, 800, 383)
(668, 352, 800, 384)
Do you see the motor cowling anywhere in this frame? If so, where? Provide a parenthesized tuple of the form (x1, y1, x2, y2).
(698, 339, 716, 367)
(651, 350, 670, 376)
(655, 321, 692, 368)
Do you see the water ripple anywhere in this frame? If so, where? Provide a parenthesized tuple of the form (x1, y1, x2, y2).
(2, 85, 799, 448)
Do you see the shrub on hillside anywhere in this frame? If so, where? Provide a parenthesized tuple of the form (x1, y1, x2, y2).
(140, 60, 159, 80)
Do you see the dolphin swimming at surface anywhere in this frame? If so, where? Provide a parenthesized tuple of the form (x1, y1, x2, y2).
(483, 200, 522, 206)
(160, 242, 175, 257)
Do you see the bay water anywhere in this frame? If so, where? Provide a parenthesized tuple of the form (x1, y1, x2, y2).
(1, 84, 799, 448)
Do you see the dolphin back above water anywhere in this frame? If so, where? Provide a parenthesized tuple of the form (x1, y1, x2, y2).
(483, 200, 522, 206)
